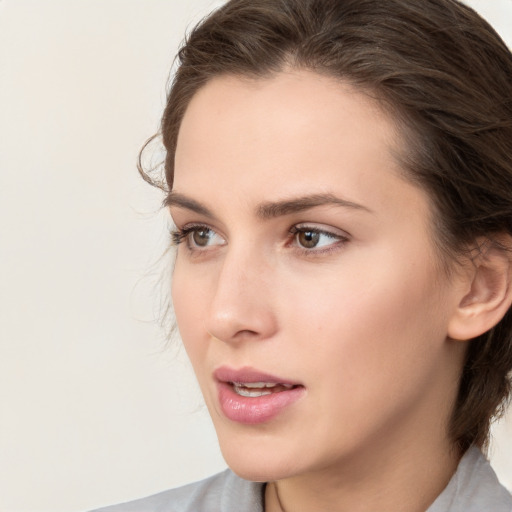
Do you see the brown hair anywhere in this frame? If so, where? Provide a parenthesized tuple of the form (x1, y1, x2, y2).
(142, 0, 512, 452)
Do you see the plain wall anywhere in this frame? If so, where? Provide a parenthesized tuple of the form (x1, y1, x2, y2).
(0, 1, 511, 511)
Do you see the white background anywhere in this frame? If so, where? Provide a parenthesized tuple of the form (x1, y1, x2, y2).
(1, 1, 511, 511)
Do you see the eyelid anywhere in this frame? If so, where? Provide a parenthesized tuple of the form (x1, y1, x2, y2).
(290, 222, 350, 239)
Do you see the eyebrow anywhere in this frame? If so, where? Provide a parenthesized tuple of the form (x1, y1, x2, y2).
(165, 191, 372, 219)
(256, 193, 372, 219)
(165, 192, 215, 218)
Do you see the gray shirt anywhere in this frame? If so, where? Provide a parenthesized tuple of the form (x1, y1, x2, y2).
(93, 447, 512, 511)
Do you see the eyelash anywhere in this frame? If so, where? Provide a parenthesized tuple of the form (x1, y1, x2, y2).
(170, 223, 224, 250)
(171, 226, 196, 246)
(170, 224, 349, 255)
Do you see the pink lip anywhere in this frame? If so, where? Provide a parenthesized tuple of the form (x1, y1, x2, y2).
(214, 366, 305, 424)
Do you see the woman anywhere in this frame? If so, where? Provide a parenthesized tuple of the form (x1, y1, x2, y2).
(96, 0, 512, 510)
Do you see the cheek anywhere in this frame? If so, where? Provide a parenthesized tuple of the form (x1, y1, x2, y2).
(282, 249, 449, 384)
(171, 265, 208, 359)
(275, 257, 453, 450)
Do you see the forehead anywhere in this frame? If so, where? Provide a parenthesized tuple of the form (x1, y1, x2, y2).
(176, 70, 401, 170)
(174, 69, 425, 220)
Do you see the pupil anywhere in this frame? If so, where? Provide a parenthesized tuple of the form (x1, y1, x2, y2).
(193, 229, 210, 246)
(299, 231, 319, 248)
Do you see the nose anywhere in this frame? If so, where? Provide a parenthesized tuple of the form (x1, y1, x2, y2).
(204, 247, 278, 344)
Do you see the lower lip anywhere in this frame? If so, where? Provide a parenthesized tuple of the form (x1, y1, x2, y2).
(217, 382, 305, 424)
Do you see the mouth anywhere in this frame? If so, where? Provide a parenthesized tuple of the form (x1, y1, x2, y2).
(230, 381, 297, 397)
(214, 366, 305, 424)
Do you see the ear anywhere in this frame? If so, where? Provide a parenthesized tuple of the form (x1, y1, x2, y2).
(448, 237, 512, 341)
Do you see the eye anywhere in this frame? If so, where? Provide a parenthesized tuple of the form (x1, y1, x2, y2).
(190, 227, 217, 247)
(289, 225, 348, 251)
(171, 225, 225, 250)
(297, 230, 322, 249)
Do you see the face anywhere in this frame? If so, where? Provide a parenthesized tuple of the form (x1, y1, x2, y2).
(170, 70, 466, 483)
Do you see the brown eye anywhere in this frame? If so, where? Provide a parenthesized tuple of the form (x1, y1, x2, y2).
(181, 226, 225, 250)
(192, 228, 213, 247)
(291, 226, 346, 252)
(297, 230, 320, 248)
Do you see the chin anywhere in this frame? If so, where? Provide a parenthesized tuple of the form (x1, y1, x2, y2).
(223, 454, 295, 483)
(216, 430, 305, 482)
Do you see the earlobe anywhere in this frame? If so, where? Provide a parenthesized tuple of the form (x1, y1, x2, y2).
(448, 238, 512, 341)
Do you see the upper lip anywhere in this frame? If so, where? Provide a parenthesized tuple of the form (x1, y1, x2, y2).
(214, 366, 302, 386)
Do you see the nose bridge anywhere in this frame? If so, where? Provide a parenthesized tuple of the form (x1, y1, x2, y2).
(205, 240, 277, 342)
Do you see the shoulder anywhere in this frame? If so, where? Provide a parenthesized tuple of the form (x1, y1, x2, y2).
(428, 446, 512, 512)
(91, 469, 265, 512)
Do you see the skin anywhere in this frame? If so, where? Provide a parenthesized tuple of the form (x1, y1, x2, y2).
(170, 70, 471, 512)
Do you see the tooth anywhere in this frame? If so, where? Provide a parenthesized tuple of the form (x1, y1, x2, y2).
(234, 387, 272, 397)
(243, 382, 277, 388)
(231, 382, 295, 389)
